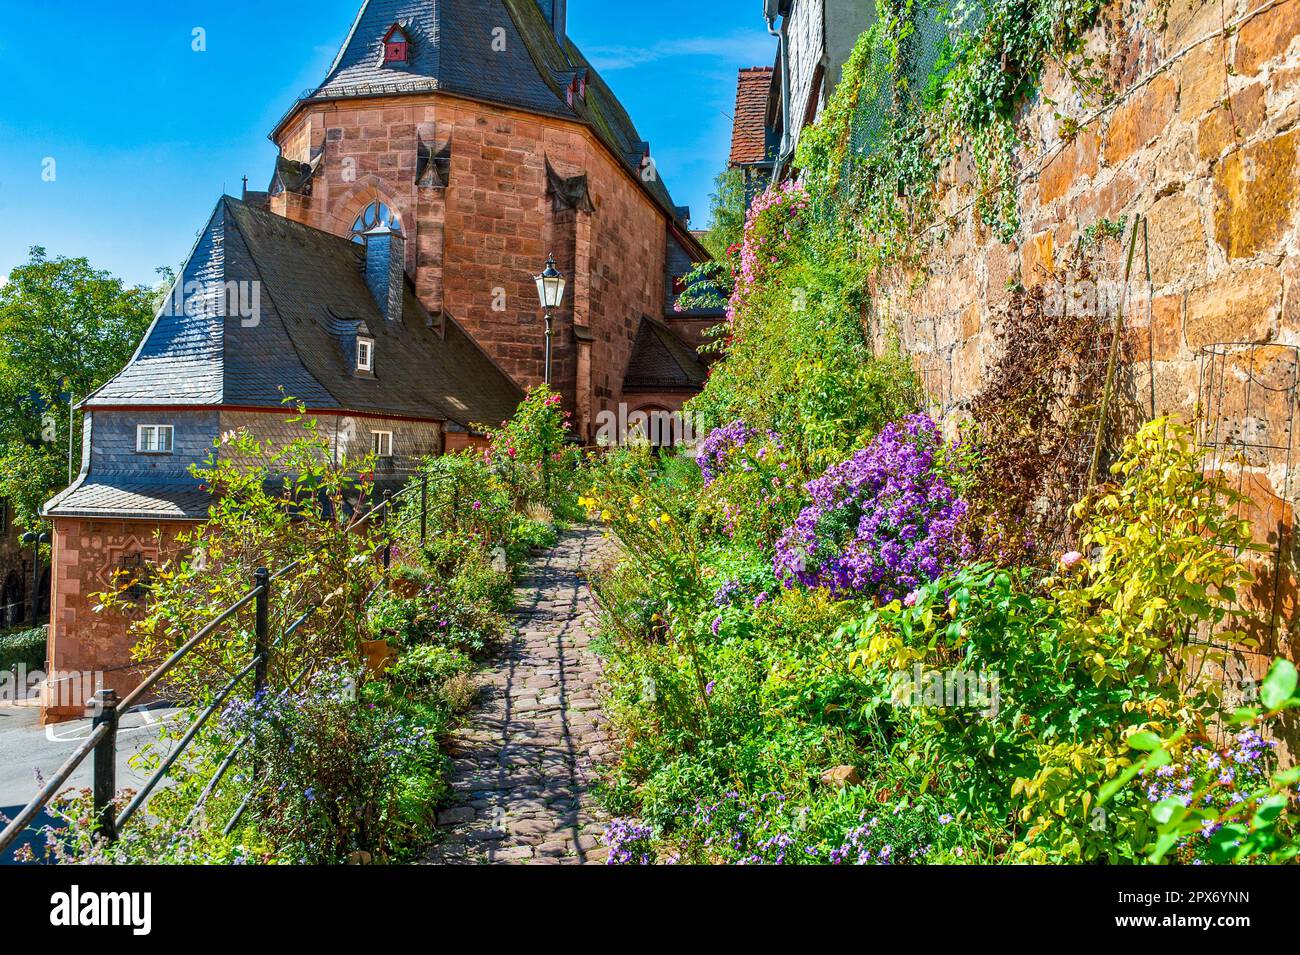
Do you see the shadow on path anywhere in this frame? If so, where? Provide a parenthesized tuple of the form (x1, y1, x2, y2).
(424, 526, 613, 865)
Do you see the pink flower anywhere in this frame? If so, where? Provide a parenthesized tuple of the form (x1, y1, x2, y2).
(903, 590, 921, 607)
(1059, 551, 1084, 571)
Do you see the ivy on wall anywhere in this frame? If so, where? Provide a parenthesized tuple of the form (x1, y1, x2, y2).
(797, 0, 1108, 268)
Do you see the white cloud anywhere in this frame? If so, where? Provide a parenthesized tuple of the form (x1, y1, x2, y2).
(585, 31, 775, 71)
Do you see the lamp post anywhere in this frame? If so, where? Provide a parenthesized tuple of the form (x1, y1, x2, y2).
(534, 254, 566, 386)
(19, 530, 50, 628)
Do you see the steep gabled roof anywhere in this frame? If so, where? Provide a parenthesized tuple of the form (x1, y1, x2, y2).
(276, 0, 686, 227)
(729, 66, 775, 167)
(85, 197, 523, 430)
(622, 316, 710, 393)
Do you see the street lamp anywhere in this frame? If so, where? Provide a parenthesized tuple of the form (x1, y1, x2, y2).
(19, 530, 51, 628)
(534, 254, 566, 386)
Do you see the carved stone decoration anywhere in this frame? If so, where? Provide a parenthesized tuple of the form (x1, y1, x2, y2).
(270, 146, 325, 197)
(99, 537, 158, 602)
(545, 157, 595, 213)
(416, 137, 453, 189)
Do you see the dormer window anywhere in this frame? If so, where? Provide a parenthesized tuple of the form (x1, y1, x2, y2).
(356, 337, 374, 373)
(565, 71, 587, 107)
(383, 25, 409, 63)
(137, 424, 174, 454)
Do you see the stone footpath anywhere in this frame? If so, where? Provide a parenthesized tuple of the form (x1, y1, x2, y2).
(424, 526, 614, 864)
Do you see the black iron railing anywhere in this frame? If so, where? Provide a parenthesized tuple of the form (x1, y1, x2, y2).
(0, 473, 451, 858)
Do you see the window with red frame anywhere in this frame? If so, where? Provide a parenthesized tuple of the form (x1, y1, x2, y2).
(384, 25, 409, 63)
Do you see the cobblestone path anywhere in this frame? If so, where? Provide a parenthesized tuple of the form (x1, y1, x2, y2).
(425, 526, 614, 864)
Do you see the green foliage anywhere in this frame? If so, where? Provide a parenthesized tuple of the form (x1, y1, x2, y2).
(99, 410, 387, 700)
(0, 247, 157, 530)
(1100, 659, 1300, 864)
(700, 167, 748, 261)
(795, 0, 1108, 264)
(587, 408, 1294, 865)
(0, 626, 47, 673)
(1058, 418, 1260, 693)
(686, 181, 921, 470)
(367, 546, 509, 659)
(507, 513, 559, 565)
(226, 668, 447, 864)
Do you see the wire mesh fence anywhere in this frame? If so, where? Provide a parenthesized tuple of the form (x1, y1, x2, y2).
(1194, 342, 1299, 739)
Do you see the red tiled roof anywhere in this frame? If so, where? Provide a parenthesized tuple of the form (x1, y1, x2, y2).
(729, 66, 774, 167)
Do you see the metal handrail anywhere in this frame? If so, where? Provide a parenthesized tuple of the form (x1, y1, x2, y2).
(0, 471, 446, 859)
(0, 723, 109, 852)
(119, 588, 262, 713)
(116, 655, 261, 830)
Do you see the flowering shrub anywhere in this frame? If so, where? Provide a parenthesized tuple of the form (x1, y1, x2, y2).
(601, 818, 655, 865)
(368, 549, 508, 658)
(675, 790, 981, 865)
(693, 420, 802, 548)
(696, 419, 768, 486)
(480, 384, 576, 512)
(774, 414, 968, 601)
(223, 668, 444, 864)
(728, 181, 811, 320)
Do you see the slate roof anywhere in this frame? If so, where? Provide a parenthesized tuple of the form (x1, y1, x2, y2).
(622, 317, 710, 393)
(44, 481, 213, 521)
(53, 196, 524, 521)
(729, 66, 775, 167)
(277, 0, 684, 222)
(85, 196, 524, 429)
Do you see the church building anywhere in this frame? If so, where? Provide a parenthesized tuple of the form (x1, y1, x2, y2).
(39, 0, 721, 721)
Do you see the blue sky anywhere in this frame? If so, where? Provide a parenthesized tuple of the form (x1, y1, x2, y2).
(0, 0, 773, 287)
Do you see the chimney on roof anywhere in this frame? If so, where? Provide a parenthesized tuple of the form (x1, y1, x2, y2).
(362, 223, 405, 324)
(537, 0, 566, 41)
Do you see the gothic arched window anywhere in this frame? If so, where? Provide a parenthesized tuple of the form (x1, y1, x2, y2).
(349, 201, 402, 244)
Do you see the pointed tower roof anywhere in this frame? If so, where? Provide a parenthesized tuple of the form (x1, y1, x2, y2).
(273, 0, 687, 226)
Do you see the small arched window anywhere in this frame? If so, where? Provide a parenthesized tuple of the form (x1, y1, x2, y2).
(349, 201, 402, 244)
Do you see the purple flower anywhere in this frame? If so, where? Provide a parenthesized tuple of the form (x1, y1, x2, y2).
(774, 414, 969, 600)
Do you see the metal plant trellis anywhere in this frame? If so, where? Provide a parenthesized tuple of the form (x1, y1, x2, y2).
(1195, 342, 1299, 732)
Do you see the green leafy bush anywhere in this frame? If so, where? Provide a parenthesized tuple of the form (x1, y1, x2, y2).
(0, 626, 46, 672)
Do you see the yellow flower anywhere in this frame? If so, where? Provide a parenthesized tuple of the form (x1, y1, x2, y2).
(660, 513, 672, 525)
(600, 510, 612, 521)
(631, 494, 643, 507)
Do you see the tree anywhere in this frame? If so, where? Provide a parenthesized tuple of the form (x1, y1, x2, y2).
(699, 166, 748, 261)
(674, 167, 750, 313)
(0, 246, 157, 529)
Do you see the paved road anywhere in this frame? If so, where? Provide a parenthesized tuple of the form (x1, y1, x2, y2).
(425, 527, 615, 864)
(0, 701, 182, 861)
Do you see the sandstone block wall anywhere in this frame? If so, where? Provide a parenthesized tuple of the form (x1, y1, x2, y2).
(870, 0, 1300, 703)
(271, 92, 683, 442)
(44, 517, 192, 723)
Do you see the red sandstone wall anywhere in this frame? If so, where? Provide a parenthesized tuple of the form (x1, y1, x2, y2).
(869, 0, 1300, 739)
(270, 92, 677, 441)
(45, 518, 193, 723)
